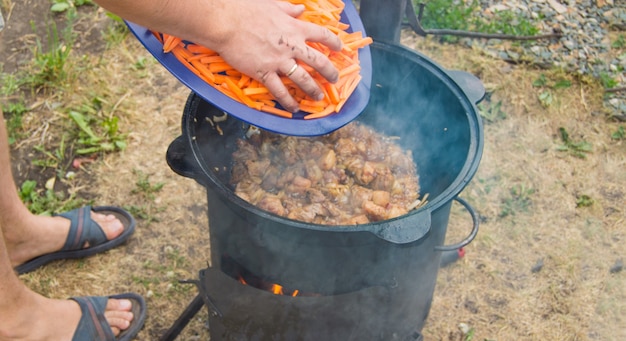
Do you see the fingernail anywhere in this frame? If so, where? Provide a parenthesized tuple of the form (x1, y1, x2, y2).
(315, 92, 325, 101)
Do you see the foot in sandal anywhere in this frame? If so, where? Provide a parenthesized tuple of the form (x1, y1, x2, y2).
(0, 288, 146, 341)
(3, 206, 136, 274)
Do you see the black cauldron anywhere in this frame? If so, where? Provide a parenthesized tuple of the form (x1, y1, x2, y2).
(166, 41, 484, 337)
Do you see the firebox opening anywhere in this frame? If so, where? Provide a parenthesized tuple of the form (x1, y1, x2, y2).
(221, 254, 322, 297)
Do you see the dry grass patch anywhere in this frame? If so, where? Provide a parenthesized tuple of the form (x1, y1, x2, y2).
(4, 5, 625, 340)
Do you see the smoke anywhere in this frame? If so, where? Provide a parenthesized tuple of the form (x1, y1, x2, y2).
(168, 41, 483, 340)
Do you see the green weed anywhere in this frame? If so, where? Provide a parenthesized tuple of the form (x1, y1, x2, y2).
(18, 179, 86, 215)
(50, 0, 93, 13)
(556, 127, 592, 159)
(133, 248, 192, 295)
(415, 0, 539, 42)
(611, 126, 625, 140)
(123, 204, 163, 225)
(68, 110, 127, 155)
(478, 99, 506, 123)
(26, 13, 75, 89)
(32, 137, 67, 171)
(131, 56, 148, 70)
(0, 72, 23, 97)
(2, 102, 28, 145)
(102, 12, 129, 48)
(124, 171, 166, 225)
(417, 0, 477, 30)
(576, 194, 594, 208)
(598, 72, 618, 89)
(532, 73, 572, 89)
(132, 170, 165, 201)
(476, 10, 539, 37)
(612, 34, 625, 49)
(538, 90, 553, 107)
(499, 184, 534, 218)
(532, 74, 572, 107)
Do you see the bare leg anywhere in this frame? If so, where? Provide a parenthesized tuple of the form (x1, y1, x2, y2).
(0, 111, 134, 339)
(0, 110, 124, 268)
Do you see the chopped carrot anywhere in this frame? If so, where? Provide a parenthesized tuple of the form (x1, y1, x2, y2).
(155, 0, 372, 119)
(243, 87, 270, 96)
(209, 62, 233, 73)
(304, 104, 337, 120)
(338, 63, 361, 78)
(162, 34, 181, 53)
(185, 45, 216, 55)
(345, 37, 374, 51)
(324, 83, 340, 104)
(238, 74, 251, 88)
(199, 55, 225, 64)
(260, 105, 294, 119)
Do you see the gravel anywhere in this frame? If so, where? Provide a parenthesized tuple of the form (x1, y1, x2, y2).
(438, 0, 625, 116)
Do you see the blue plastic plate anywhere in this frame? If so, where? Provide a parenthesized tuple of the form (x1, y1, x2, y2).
(126, 1, 371, 136)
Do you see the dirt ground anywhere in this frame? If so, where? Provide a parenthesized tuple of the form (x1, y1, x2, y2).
(1, 1, 625, 340)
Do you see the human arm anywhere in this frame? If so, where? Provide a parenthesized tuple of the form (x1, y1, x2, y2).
(93, 0, 343, 112)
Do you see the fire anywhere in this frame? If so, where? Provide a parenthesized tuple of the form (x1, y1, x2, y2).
(238, 276, 299, 297)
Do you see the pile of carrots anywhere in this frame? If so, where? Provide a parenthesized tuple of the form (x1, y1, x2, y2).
(153, 0, 372, 119)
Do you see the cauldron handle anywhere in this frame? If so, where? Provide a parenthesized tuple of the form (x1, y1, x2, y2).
(434, 197, 479, 251)
(166, 135, 199, 180)
(447, 70, 486, 104)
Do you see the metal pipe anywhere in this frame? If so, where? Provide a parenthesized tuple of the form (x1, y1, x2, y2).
(359, 0, 407, 44)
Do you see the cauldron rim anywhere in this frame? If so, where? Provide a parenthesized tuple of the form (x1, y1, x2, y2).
(178, 41, 484, 240)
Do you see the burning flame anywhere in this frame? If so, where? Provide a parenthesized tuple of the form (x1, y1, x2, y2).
(238, 276, 299, 297)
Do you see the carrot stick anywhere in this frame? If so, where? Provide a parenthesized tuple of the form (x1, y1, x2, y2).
(209, 62, 233, 73)
(336, 74, 362, 112)
(260, 105, 294, 118)
(304, 104, 337, 119)
(338, 63, 360, 78)
(238, 74, 251, 88)
(300, 99, 328, 107)
(190, 60, 215, 83)
(243, 87, 270, 96)
(163, 35, 181, 53)
(324, 83, 340, 104)
(299, 104, 326, 113)
(199, 55, 225, 64)
(224, 77, 259, 109)
(345, 37, 374, 50)
(185, 45, 216, 55)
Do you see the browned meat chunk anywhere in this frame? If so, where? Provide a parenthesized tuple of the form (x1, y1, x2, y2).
(229, 122, 423, 225)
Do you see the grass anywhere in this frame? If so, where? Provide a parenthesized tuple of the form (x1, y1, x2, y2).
(478, 97, 506, 124)
(0, 7, 131, 216)
(499, 184, 535, 218)
(123, 170, 167, 226)
(2, 101, 27, 144)
(556, 127, 593, 159)
(26, 12, 76, 90)
(132, 170, 165, 201)
(50, 0, 94, 13)
(6, 3, 626, 341)
(612, 34, 625, 49)
(18, 179, 88, 215)
(413, 0, 539, 43)
(68, 109, 127, 154)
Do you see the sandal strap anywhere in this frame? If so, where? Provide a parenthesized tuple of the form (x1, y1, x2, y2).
(57, 206, 107, 251)
(71, 296, 116, 341)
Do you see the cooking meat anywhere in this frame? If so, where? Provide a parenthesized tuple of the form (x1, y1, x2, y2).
(230, 122, 423, 225)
